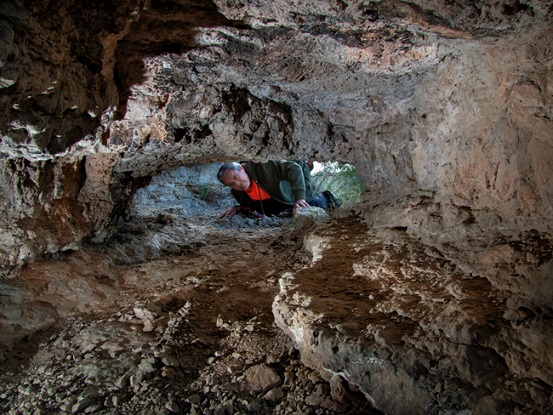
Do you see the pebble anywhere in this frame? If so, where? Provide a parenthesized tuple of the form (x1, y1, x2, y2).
(188, 394, 202, 404)
(243, 363, 282, 393)
(263, 387, 284, 402)
(165, 401, 180, 412)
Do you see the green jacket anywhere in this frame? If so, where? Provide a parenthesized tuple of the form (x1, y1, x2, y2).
(233, 160, 316, 206)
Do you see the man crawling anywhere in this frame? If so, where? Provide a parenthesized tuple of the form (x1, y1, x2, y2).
(217, 160, 340, 218)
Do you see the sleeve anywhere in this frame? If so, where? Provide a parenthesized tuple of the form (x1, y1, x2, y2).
(278, 160, 307, 201)
(231, 189, 253, 211)
(298, 161, 315, 197)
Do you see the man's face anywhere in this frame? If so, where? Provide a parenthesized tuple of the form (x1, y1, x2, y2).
(222, 166, 251, 191)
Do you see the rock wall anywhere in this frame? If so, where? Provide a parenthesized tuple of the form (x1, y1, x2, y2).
(0, 1, 552, 413)
(1, 1, 551, 276)
(273, 218, 553, 414)
(0, 0, 551, 302)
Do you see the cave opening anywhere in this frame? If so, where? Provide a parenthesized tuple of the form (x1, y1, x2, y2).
(0, 158, 384, 414)
(128, 161, 365, 226)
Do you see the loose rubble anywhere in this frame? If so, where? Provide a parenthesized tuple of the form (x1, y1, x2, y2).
(0, 209, 377, 415)
(0, 300, 375, 415)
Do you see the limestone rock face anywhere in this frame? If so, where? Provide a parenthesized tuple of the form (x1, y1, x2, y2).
(0, 1, 552, 412)
(1, 1, 552, 274)
(273, 219, 553, 414)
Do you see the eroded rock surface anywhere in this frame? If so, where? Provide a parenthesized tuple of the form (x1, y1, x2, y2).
(0, 206, 378, 415)
(274, 217, 553, 414)
(0, 1, 552, 414)
(1, 0, 552, 274)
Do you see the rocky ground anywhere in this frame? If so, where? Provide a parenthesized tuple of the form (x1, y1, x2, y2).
(0, 204, 379, 415)
(2, 167, 552, 415)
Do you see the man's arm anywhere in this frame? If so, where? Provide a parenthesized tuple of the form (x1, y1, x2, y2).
(278, 160, 314, 212)
(293, 198, 309, 213)
(219, 188, 252, 217)
(219, 205, 241, 217)
(278, 160, 307, 202)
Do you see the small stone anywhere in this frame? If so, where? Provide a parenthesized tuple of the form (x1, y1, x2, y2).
(284, 370, 295, 385)
(84, 404, 101, 413)
(161, 367, 176, 379)
(103, 396, 113, 408)
(133, 306, 157, 321)
(294, 206, 328, 229)
(139, 357, 157, 373)
(159, 354, 179, 367)
(165, 401, 180, 412)
(214, 403, 233, 415)
(329, 374, 348, 403)
(112, 395, 121, 407)
(263, 388, 284, 402)
(306, 393, 324, 407)
(130, 371, 144, 388)
(247, 399, 262, 412)
(114, 374, 130, 389)
(143, 319, 154, 332)
(188, 394, 202, 404)
(72, 395, 95, 413)
(17, 384, 36, 396)
(243, 364, 282, 393)
(307, 370, 322, 384)
(313, 383, 329, 397)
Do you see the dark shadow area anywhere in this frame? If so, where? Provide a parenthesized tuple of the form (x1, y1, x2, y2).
(0, 0, 248, 153)
(113, 0, 249, 120)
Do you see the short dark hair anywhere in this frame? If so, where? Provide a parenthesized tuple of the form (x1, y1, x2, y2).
(217, 162, 241, 183)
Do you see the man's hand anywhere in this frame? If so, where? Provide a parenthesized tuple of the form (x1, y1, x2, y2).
(219, 205, 241, 218)
(293, 198, 309, 214)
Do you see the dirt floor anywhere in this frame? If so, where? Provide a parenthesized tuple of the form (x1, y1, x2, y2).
(0, 209, 379, 414)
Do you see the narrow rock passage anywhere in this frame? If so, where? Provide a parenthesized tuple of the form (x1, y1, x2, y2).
(0, 213, 378, 415)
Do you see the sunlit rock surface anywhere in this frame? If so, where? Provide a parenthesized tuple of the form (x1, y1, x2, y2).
(0, 0, 552, 413)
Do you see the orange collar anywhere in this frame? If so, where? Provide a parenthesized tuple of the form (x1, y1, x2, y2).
(245, 180, 271, 200)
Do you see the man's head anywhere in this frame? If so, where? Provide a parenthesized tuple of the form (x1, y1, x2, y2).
(217, 162, 251, 191)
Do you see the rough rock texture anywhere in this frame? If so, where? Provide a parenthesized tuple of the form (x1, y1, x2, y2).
(274, 218, 553, 414)
(0, 0, 552, 414)
(0, 212, 379, 415)
(1, 0, 552, 273)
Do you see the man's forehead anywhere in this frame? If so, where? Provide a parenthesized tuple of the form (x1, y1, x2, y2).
(223, 168, 238, 181)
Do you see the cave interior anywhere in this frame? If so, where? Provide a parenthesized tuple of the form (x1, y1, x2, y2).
(0, 1, 552, 414)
